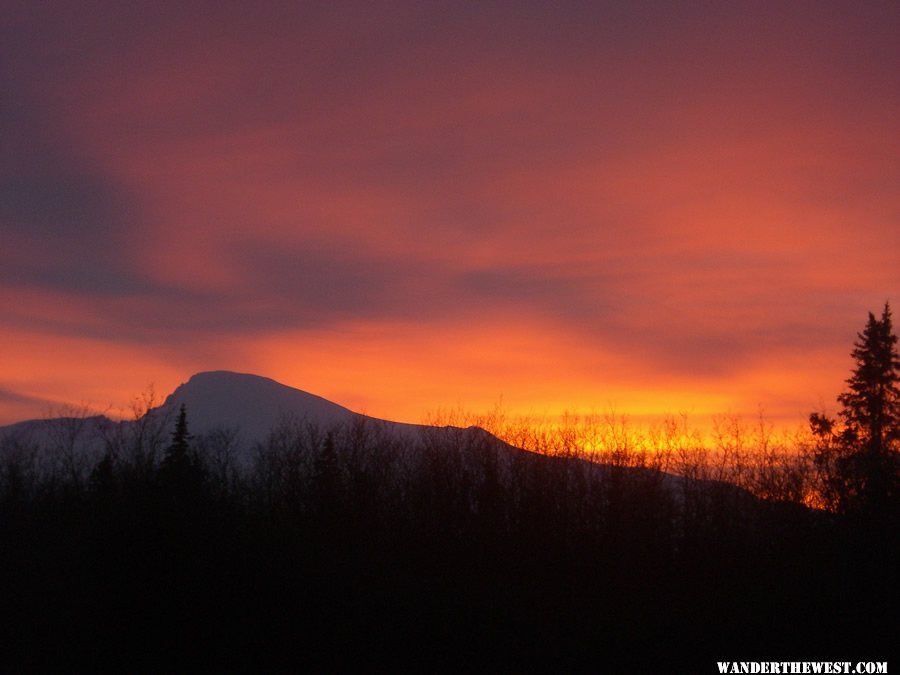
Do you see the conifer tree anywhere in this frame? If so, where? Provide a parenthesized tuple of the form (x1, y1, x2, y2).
(160, 404, 202, 502)
(163, 404, 192, 470)
(811, 303, 900, 515)
(837, 303, 900, 455)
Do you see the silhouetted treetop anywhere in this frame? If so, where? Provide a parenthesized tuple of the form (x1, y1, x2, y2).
(162, 404, 192, 470)
(159, 403, 204, 503)
(810, 302, 900, 516)
(838, 303, 900, 454)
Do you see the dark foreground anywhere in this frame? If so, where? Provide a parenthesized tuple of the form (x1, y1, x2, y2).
(2, 430, 897, 672)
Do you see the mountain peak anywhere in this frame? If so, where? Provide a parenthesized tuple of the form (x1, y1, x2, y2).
(183, 370, 282, 385)
(160, 371, 356, 440)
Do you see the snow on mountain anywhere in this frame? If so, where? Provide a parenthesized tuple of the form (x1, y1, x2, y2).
(0, 371, 445, 476)
(157, 371, 359, 443)
(0, 370, 729, 502)
(0, 371, 420, 458)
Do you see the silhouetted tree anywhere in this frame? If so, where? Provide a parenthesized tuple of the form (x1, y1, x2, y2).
(810, 303, 900, 516)
(163, 405, 191, 467)
(159, 404, 203, 503)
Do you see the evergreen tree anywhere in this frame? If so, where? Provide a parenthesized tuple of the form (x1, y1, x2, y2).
(159, 404, 202, 502)
(811, 303, 900, 515)
(162, 404, 192, 471)
(837, 303, 900, 455)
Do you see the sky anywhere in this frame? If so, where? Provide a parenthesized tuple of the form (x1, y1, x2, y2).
(1, 1, 898, 429)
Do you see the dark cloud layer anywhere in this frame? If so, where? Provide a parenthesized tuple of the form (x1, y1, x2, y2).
(0, 9, 153, 298)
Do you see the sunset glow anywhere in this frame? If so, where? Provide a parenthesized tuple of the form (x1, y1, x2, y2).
(1, 2, 897, 428)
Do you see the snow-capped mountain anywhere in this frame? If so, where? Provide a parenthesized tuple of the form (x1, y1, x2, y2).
(0, 370, 752, 506)
(0, 371, 463, 459)
(155, 370, 435, 444)
(158, 371, 358, 440)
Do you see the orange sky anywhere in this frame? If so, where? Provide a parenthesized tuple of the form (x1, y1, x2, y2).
(1, 2, 898, 428)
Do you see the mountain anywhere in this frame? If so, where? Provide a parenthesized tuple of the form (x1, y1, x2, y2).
(159, 371, 358, 441)
(0, 371, 479, 464)
(0, 371, 735, 502)
(0, 371, 423, 447)
(156, 370, 440, 446)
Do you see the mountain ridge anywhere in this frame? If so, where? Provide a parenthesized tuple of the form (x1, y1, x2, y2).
(0, 370, 491, 460)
